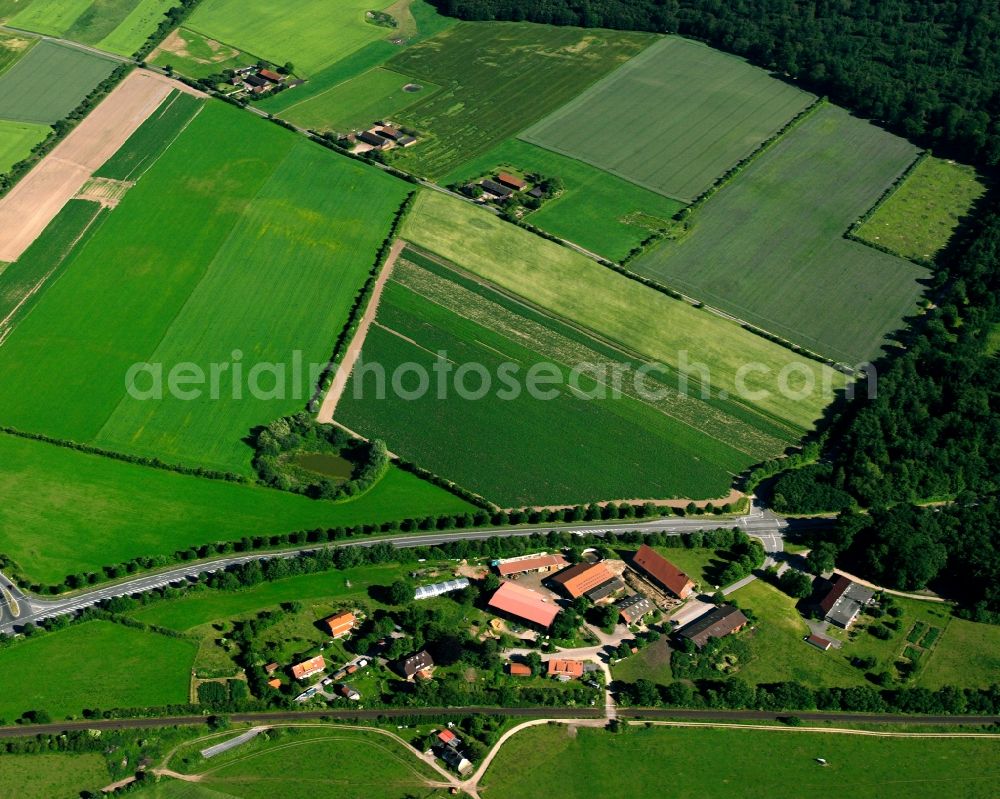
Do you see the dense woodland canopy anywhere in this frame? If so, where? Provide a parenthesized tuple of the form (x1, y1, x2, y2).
(434, 0, 1000, 615)
(430, 0, 1000, 166)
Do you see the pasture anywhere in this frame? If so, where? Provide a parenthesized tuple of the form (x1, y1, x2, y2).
(384, 22, 655, 178)
(0, 620, 195, 720)
(856, 156, 987, 262)
(400, 191, 843, 433)
(148, 26, 257, 79)
(633, 104, 929, 365)
(0, 39, 117, 123)
(0, 119, 47, 171)
(336, 254, 757, 506)
(0, 753, 108, 799)
(0, 29, 36, 76)
(480, 724, 1000, 798)
(918, 616, 1000, 689)
(0, 102, 411, 473)
(9, 0, 175, 56)
(186, 0, 397, 76)
(440, 138, 684, 261)
(276, 67, 439, 134)
(521, 36, 814, 201)
(0, 432, 473, 585)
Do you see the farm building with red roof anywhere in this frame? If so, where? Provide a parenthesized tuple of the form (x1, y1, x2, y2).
(632, 544, 695, 599)
(488, 581, 559, 629)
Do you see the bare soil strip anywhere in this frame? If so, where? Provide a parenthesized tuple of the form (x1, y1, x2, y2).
(0, 70, 204, 262)
(317, 239, 407, 424)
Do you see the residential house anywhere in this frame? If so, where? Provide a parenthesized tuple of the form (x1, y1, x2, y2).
(264, 662, 279, 676)
(507, 662, 532, 677)
(290, 655, 326, 681)
(806, 634, 834, 651)
(819, 575, 876, 629)
(488, 580, 560, 630)
(267, 678, 281, 689)
(615, 594, 655, 625)
(437, 729, 460, 748)
(337, 684, 361, 701)
(549, 561, 619, 600)
(324, 610, 356, 639)
(258, 68, 284, 83)
(676, 605, 748, 649)
(546, 659, 585, 680)
(399, 649, 435, 680)
(632, 544, 696, 599)
(495, 552, 568, 578)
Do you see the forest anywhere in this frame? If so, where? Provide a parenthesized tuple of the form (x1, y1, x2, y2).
(430, 0, 1000, 166)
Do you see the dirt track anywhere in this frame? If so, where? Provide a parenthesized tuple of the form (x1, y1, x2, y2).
(0, 70, 203, 262)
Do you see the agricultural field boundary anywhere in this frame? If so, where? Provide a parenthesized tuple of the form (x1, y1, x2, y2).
(0, 69, 202, 261)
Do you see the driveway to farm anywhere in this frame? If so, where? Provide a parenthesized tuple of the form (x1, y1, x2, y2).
(317, 238, 406, 423)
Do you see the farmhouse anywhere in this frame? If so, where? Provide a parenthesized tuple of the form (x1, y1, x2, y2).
(615, 594, 655, 625)
(496, 552, 568, 578)
(415, 577, 470, 600)
(488, 580, 560, 630)
(378, 125, 403, 140)
(496, 172, 527, 191)
(359, 129, 390, 149)
(676, 605, 748, 649)
(324, 611, 355, 639)
(507, 661, 532, 677)
(337, 684, 361, 701)
(258, 68, 285, 84)
(819, 575, 876, 629)
(290, 655, 326, 681)
(632, 545, 696, 599)
(480, 178, 513, 198)
(546, 658, 585, 680)
(549, 561, 618, 599)
(399, 649, 435, 680)
(437, 729, 460, 748)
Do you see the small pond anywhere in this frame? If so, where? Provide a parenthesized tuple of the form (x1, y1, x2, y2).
(291, 452, 355, 481)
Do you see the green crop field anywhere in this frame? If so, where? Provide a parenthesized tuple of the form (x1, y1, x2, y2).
(94, 90, 204, 180)
(856, 156, 988, 262)
(0, 40, 117, 124)
(521, 36, 814, 202)
(480, 724, 1000, 798)
(0, 620, 195, 719)
(0, 433, 473, 585)
(632, 105, 929, 364)
(440, 138, 684, 261)
(401, 191, 844, 433)
(0, 118, 47, 171)
(0, 752, 108, 799)
(383, 22, 655, 178)
(337, 253, 762, 506)
(167, 727, 443, 799)
(9, 0, 174, 56)
(0, 102, 411, 474)
(0, 29, 36, 76)
(187, 0, 398, 76)
(277, 67, 438, 134)
(148, 27, 258, 79)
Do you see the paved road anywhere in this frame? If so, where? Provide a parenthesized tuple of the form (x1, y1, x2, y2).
(0, 706, 994, 739)
(0, 503, 817, 634)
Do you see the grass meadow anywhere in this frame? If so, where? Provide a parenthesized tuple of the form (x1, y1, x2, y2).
(337, 255, 758, 506)
(0, 40, 117, 123)
(0, 29, 36, 76)
(856, 156, 987, 262)
(384, 22, 655, 178)
(0, 102, 410, 473)
(8, 0, 174, 56)
(918, 616, 1000, 689)
(521, 36, 814, 202)
(0, 118, 47, 171)
(0, 752, 108, 799)
(401, 191, 843, 433)
(439, 138, 684, 261)
(149, 26, 258, 79)
(634, 104, 929, 364)
(186, 0, 397, 76)
(0, 620, 195, 720)
(0, 433, 473, 585)
(480, 724, 1000, 799)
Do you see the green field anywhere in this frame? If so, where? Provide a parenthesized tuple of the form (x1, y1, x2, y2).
(168, 727, 443, 799)
(633, 105, 928, 364)
(186, 0, 397, 76)
(856, 156, 988, 262)
(0, 118, 47, 171)
(521, 36, 814, 202)
(0, 752, 108, 799)
(383, 22, 655, 178)
(0, 102, 411, 473)
(9, 0, 174, 56)
(0, 39, 117, 123)
(400, 191, 844, 432)
(918, 616, 1000, 689)
(276, 66, 438, 134)
(336, 252, 762, 505)
(0, 29, 36, 76)
(440, 138, 684, 261)
(0, 433, 473, 585)
(0, 620, 195, 720)
(148, 26, 256, 79)
(481, 724, 1000, 798)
